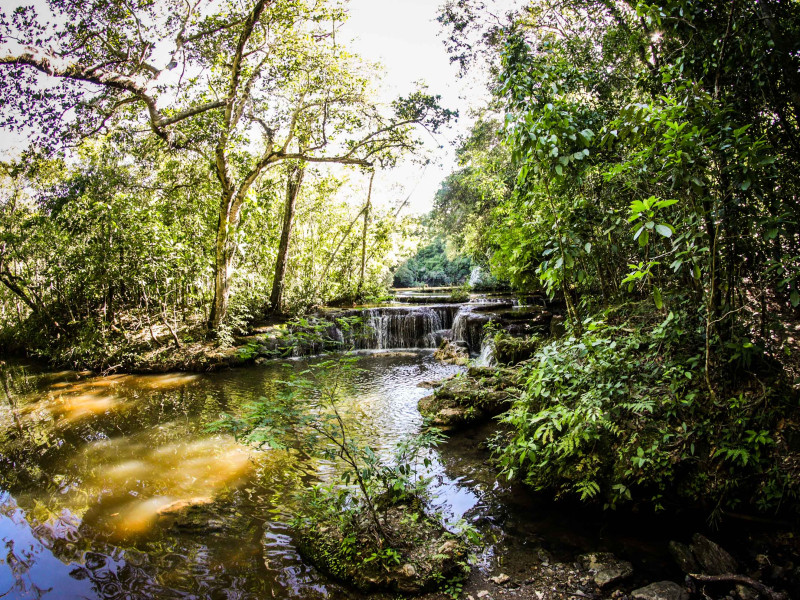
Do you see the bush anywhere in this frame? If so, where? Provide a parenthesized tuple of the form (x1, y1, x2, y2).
(494, 309, 799, 516)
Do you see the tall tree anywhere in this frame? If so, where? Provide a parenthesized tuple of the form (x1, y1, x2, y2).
(0, 0, 455, 332)
(269, 162, 305, 313)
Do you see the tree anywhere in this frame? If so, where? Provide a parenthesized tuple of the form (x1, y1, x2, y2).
(0, 0, 455, 333)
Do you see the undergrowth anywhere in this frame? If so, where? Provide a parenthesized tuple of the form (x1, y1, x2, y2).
(493, 305, 800, 518)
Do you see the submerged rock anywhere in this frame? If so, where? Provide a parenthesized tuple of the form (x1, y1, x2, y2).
(631, 581, 689, 600)
(578, 552, 633, 588)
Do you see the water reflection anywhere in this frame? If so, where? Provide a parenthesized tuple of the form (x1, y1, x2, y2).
(0, 354, 465, 599)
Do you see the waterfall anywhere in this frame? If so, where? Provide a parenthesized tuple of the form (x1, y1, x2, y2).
(474, 338, 496, 367)
(291, 302, 507, 355)
(344, 306, 459, 350)
(451, 308, 491, 355)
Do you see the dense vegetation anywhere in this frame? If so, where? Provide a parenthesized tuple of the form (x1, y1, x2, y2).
(392, 236, 473, 288)
(433, 0, 800, 515)
(0, 0, 453, 365)
(2, 0, 799, 520)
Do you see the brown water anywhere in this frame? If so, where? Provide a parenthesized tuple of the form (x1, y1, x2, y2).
(0, 354, 488, 599)
(3, 354, 780, 600)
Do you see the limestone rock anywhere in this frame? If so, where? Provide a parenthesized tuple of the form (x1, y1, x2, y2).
(579, 552, 633, 588)
(438, 540, 460, 556)
(690, 533, 738, 575)
(490, 574, 511, 586)
(631, 581, 689, 600)
(668, 541, 700, 574)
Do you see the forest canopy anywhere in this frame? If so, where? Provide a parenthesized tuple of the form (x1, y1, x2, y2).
(0, 0, 454, 364)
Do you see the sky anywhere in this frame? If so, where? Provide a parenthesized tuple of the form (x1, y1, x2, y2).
(339, 0, 482, 215)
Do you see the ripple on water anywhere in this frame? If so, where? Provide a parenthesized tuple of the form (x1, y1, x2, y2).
(0, 353, 475, 599)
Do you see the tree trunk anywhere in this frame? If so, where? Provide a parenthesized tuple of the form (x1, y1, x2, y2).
(356, 171, 375, 300)
(208, 191, 237, 331)
(269, 164, 305, 313)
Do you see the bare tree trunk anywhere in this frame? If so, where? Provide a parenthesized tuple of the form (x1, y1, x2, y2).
(269, 164, 306, 313)
(356, 171, 375, 301)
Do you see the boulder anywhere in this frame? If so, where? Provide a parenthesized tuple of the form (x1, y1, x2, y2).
(668, 541, 700, 574)
(434, 339, 469, 365)
(690, 534, 738, 575)
(578, 552, 633, 588)
(631, 581, 689, 600)
(418, 371, 518, 430)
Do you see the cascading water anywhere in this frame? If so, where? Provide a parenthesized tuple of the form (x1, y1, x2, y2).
(311, 301, 513, 355)
(344, 306, 459, 350)
(474, 338, 496, 367)
(451, 308, 491, 354)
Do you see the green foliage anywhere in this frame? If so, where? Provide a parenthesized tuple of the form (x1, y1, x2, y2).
(494, 309, 799, 514)
(213, 320, 447, 540)
(435, 0, 800, 343)
(393, 236, 473, 288)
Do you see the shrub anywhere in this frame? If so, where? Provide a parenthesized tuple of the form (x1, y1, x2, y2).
(494, 310, 799, 516)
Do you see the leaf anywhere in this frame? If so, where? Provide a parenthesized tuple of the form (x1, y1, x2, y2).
(555, 164, 563, 176)
(791, 291, 800, 308)
(585, 242, 592, 254)
(654, 224, 673, 238)
(653, 287, 663, 310)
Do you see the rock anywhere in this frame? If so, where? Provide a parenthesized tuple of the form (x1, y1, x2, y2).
(437, 407, 467, 425)
(156, 496, 214, 516)
(434, 339, 469, 365)
(735, 584, 759, 600)
(477, 591, 490, 598)
(490, 574, 511, 586)
(690, 534, 738, 575)
(669, 541, 700, 574)
(630, 581, 689, 600)
(494, 335, 540, 366)
(579, 552, 633, 588)
(438, 540, 460, 556)
(254, 357, 268, 365)
(401, 563, 416, 578)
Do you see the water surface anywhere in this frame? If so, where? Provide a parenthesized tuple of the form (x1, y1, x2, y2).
(0, 354, 466, 599)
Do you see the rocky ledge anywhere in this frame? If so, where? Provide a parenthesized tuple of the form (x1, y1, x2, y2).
(418, 366, 524, 430)
(294, 497, 469, 594)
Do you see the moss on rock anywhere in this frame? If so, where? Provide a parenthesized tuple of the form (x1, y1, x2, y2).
(294, 498, 469, 594)
(418, 367, 523, 430)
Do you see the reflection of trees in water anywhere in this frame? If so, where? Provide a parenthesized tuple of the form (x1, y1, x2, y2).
(69, 553, 182, 600)
(3, 538, 54, 599)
